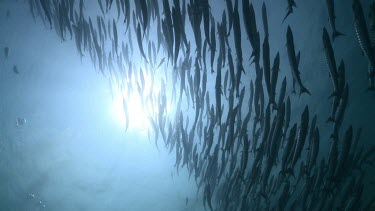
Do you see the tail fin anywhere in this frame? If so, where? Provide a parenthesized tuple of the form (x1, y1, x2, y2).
(326, 117, 335, 123)
(299, 86, 311, 96)
(330, 132, 338, 140)
(332, 30, 345, 41)
(269, 99, 277, 108)
(291, 0, 297, 8)
(286, 167, 295, 178)
(282, 10, 292, 23)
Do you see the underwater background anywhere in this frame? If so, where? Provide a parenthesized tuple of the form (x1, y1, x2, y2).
(0, 0, 375, 210)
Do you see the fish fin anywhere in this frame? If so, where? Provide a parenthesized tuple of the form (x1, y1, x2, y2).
(332, 30, 345, 41)
(260, 191, 268, 200)
(326, 117, 335, 123)
(287, 167, 295, 178)
(330, 133, 338, 140)
(292, 0, 297, 8)
(299, 86, 311, 96)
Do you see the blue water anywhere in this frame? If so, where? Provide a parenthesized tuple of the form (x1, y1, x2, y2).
(0, 0, 375, 210)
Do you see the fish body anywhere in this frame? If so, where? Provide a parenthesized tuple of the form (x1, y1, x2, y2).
(263, 36, 271, 99)
(4, 47, 9, 59)
(262, 2, 269, 38)
(40, 0, 52, 28)
(233, 7, 242, 63)
(286, 26, 311, 96)
(353, 0, 375, 85)
(290, 106, 309, 175)
(136, 23, 148, 63)
(325, 0, 345, 40)
(323, 27, 340, 95)
(270, 52, 280, 105)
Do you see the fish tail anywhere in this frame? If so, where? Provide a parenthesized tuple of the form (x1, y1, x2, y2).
(330, 133, 338, 140)
(326, 117, 335, 123)
(292, 0, 297, 8)
(279, 169, 290, 181)
(260, 191, 268, 200)
(299, 86, 311, 96)
(286, 167, 295, 178)
(268, 99, 277, 107)
(291, 88, 297, 95)
(272, 103, 279, 111)
(332, 30, 345, 41)
(282, 11, 292, 23)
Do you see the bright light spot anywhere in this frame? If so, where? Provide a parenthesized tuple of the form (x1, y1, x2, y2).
(109, 65, 175, 138)
(112, 89, 149, 132)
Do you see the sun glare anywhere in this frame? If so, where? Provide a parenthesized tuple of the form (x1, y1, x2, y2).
(112, 90, 149, 132)
(110, 67, 173, 134)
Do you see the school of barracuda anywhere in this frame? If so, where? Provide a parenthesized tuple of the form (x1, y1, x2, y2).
(17, 0, 375, 210)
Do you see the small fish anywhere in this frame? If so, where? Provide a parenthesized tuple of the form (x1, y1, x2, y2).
(172, 6, 181, 65)
(242, 1, 260, 64)
(113, 19, 118, 55)
(202, 0, 210, 47)
(157, 57, 165, 70)
(283, 0, 297, 23)
(281, 123, 297, 175)
(332, 85, 349, 138)
(215, 54, 222, 124)
(16, 117, 26, 126)
(6, 10, 10, 19)
(98, 0, 105, 16)
(335, 126, 352, 178)
(289, 106, 309, 176)
(124, 0, 130, 33)
(286, 26, 311, 96)
(263, 36, 271, 100)
(210, 15, 216, 70)
(337, 60, 346, 95)
(140, 0, 148, 32)
(262, 2, 269, 38)
(225, 0, 233, 35)
(284, 96, 291, 140)
(322, 27, 340, 95)
(115, 0, 120, 20)
(4, 47, 9, 59)
(352, 0, 375, 89)
(40, 0, 52, 28)
(136, 23, 148, 63)
(270, 52, 280, 105)
(228, 50, 236, 90)
(233, 7, 242, 63)
(13, 65, 19, 74)
(325, 0, 345, 41)
(307, 127, 319, 171)
(276, 77, 287, 111)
